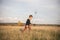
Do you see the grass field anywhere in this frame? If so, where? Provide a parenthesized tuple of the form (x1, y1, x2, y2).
(0, 26, 60, 40)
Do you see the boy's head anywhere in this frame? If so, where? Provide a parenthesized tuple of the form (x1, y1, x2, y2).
(29, 15, 33, 20)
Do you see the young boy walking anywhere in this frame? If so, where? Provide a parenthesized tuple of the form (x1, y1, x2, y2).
(23, 15, 33, 32)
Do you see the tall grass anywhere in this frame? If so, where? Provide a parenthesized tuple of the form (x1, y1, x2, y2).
(0, 27, 60, 40)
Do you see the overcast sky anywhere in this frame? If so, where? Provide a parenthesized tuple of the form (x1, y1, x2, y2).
(0, 0, 60, 24)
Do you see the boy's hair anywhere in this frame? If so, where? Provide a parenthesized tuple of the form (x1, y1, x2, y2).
(29, 15, 33, 17)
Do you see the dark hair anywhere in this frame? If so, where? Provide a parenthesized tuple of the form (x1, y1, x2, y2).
(29, 15, 33, 17)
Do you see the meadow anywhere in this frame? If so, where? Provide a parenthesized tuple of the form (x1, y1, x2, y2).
(0, 26, 60, 40)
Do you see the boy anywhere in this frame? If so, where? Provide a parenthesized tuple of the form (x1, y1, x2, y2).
(23, 15, 33, 32)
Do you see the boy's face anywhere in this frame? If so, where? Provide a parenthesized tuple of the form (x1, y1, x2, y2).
(29, 17, 33, 20)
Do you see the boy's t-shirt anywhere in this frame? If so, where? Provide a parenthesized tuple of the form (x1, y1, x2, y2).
(26, 19, 31, 25)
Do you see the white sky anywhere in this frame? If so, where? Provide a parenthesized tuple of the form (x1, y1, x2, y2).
(0, 0, 60, 24)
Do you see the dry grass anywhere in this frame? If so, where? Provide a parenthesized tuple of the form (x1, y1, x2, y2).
(0, 26, 60, 40)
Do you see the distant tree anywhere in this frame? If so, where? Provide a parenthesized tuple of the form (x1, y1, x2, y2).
(18, 21, 23, 26)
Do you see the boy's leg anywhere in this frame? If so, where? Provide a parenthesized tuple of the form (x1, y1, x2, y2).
(28, 24, 31, 30)
(23, 25, 28, 32)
